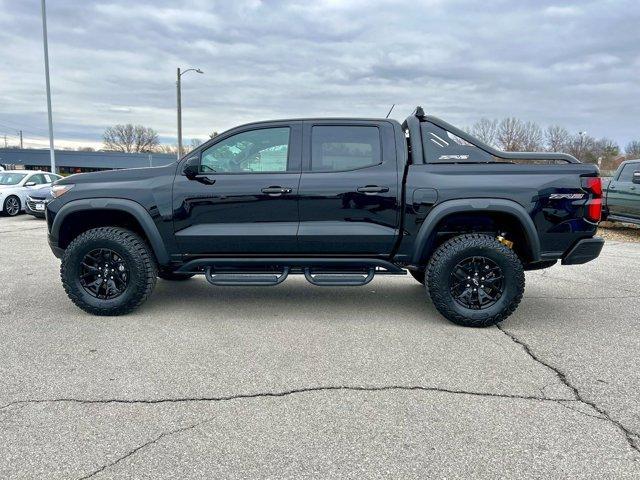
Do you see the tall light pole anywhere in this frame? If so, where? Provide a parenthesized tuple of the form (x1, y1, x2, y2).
(40, 0, 56, 173)
(176, 67, 203, 159)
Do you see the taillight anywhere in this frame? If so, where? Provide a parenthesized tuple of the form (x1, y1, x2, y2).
(582, 177, 602, 223)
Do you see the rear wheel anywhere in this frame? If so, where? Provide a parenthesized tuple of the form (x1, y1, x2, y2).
(3, 195, 21, 216)
(426, 234, 524, 327)
(61, 227, 157, 315)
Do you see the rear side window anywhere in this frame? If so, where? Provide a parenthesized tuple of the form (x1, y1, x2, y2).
(618, 164, 637, 182)
(311, 126, 381, 172)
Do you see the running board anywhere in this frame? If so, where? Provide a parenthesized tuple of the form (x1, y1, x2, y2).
(304, 268, 375, 286)
(177, 257, 405, 274)
(204, 267, 289, 286)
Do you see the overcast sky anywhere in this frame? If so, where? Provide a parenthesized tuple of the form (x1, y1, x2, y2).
(0, 0, 638, 149)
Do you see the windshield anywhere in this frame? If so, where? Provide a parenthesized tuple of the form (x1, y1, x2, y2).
(0, 173, 26, 185)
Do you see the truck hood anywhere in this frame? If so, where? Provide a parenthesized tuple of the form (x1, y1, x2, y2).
(58, 164, 176, 185)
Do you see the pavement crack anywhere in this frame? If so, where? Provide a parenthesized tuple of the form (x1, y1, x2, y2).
(77, 421, 205, 479)
(0, 384, 574, 413)
(497, 324, 640, 455)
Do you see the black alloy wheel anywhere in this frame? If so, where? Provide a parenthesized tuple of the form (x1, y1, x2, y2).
(79, 248, 130, 300)
(449, 256, 504, 310)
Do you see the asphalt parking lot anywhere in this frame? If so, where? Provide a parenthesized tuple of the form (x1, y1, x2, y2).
(1, 214, 639, 479)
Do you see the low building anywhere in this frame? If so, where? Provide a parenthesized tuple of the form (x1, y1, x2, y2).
(0, 148, 175, 174)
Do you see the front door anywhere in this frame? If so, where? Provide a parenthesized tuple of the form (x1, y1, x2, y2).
(172, 122, 302, 254)
(297, 121, 401, 254)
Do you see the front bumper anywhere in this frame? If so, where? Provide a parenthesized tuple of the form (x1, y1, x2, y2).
(561, 237, 604, 265)
(25, 197, 48, 217)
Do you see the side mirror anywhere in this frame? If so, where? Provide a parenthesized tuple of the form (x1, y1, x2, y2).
(633, 171, 640, 184)
(183, 156, 215, 185)
(183, 157, 200, 179)
(24, 181, 36, 187)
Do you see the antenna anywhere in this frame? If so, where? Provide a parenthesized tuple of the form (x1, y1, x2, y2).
(385, 104, 396, 119)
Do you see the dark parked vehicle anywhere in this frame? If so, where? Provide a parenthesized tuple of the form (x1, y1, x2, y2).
(46, 108, 604, 327)
(603, 159, 640, 225)
(25, 185, 54, 218)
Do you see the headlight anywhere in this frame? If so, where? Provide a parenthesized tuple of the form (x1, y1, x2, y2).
(51, 184, 74, 198)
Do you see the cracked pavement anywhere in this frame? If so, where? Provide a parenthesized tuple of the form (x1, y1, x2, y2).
(1, 214, 639, 478)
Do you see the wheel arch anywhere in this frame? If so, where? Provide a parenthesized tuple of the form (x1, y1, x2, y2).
(51, 198, 170, 265)
(411, 198, 541, 265)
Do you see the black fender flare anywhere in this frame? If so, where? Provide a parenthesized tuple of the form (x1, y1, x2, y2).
(51, 198, 170, 265)
(410, 198, 541, 264)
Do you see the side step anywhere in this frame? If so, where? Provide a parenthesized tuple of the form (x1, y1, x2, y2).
(304, 268, 375, 286)
(204, 267, 289, 286)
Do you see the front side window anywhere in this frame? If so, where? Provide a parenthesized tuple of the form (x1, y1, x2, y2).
(311, 126, 381, 172)
(201, 127, 290, 173)
(618, 164, 637, 182)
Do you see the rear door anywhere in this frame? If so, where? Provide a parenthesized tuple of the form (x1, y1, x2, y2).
(297, 121, 401, 254)
(172, 121, 302, 254)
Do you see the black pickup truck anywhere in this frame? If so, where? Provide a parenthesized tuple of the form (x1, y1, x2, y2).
(46, 107, 604, 327)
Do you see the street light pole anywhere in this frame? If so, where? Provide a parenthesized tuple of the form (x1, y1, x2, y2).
(40, 0, 56, 173)
(176, 68, 182, 160)
(176, 67, 203, 160)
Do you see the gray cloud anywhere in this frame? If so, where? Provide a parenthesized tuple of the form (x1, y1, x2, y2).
(0, 0, 638, 148)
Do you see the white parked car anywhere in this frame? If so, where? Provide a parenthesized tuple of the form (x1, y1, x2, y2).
(0, 170, 62, 217)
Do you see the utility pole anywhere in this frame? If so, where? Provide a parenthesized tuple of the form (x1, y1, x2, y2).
(19, 130, 23, 149)
(40, 0, 56, 173)
(176, 67, 182, 160)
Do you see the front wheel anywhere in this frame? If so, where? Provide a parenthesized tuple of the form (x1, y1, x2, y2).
(3, 195, 21, 216)
(426, 234, 524, 327)
(61, 227, 158, 315)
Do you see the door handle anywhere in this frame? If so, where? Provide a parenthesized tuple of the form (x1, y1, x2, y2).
(357, 185, 389, 194)
(261, 186, 292, 196)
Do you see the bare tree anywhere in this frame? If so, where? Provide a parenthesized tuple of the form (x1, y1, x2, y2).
(496, 118, 526, 151)
(545, 125, 570, 152)
(567, 133, 597, 163)
(470, 118, 498, 146)
(626, 140, 640, 159)
(103, 124, 159, 153)
(188, 138, 202, 152)
(520, 121, 544, 151)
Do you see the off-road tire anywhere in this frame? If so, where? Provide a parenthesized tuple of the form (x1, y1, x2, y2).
(426, 234, 525, 327)
(3, 195, 21, 216)
(61, 227, 158, 315)
(409, 269, 426, 285)
(158, 269, 195, 281)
